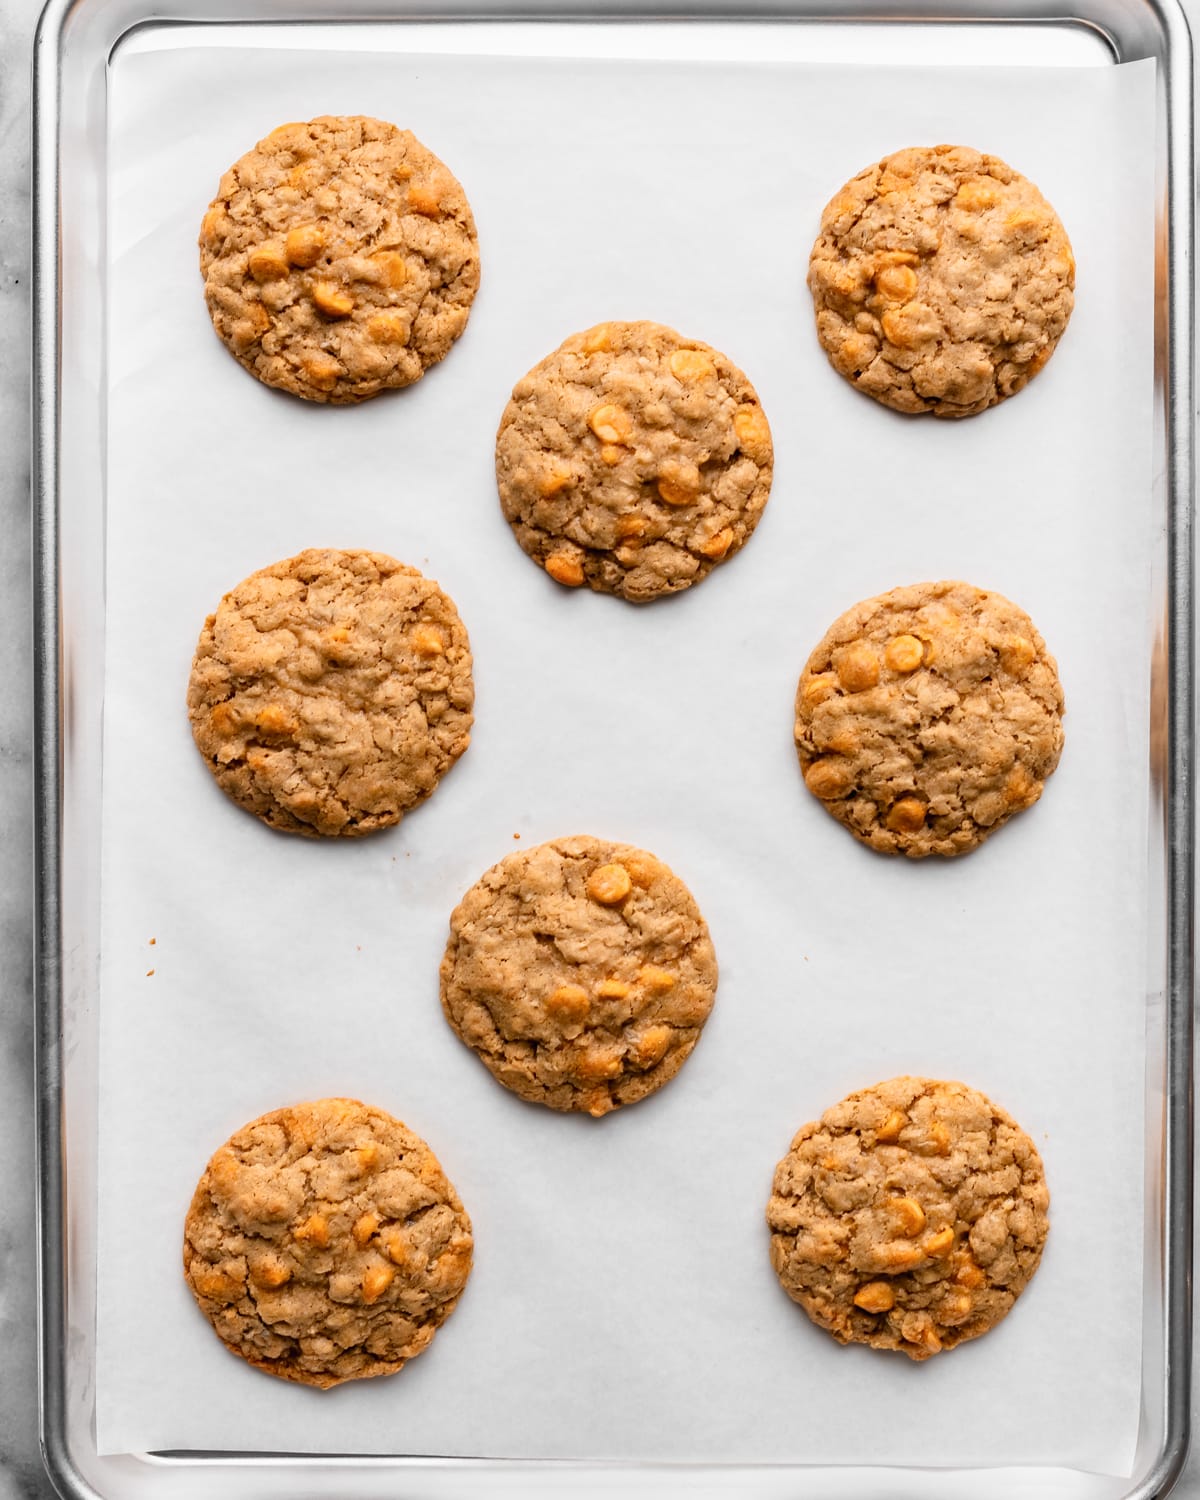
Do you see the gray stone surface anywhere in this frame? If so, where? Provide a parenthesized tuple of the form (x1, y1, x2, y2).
(0, 4, 1195, 1497)
(0, 1, 39, 1496)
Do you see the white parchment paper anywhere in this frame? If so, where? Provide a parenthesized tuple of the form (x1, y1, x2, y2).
(97, 35, 1156, 1473)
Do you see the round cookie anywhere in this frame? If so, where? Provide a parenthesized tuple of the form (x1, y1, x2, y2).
(199, 116, 479, 403)
(809, 145, 1075, 417)
(495, 321, 773, 602)
(188, 548, 473, 837)
(767, 1076, 1049, 1360)
(440, 835, 718, 1116)
(183, 1097, 473, 1388)
(795, 580, 1064, 857)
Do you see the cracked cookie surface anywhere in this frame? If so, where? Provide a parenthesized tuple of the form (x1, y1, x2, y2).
(199, 116, 479, 403)
(795, 580, 1064, 857)
(187, 548, 473, 837)
(767, 1076, 1049, 1360)
(183, 1097, 473, 1388)
(495, 321, 773, 602)
(440, 835, 718, 1116)
(809, 145, 1074, 417)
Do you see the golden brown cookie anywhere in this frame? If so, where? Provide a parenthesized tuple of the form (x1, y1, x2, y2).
(183, 1098, 473, 1388)
(809, 145, 1074, 417)
(440, 836, 718, 1116)
(795, 580, 1064, 857)
(199, 116, 479, 403)
(767, 1076, 1049, 1361)
(495, 321, 773, 602)
(188, 548, 473, 837)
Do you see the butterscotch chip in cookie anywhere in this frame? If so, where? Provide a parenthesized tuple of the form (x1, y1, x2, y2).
(199, 116, 479, 403)
(188, 548, 473, 837)
(440, 836, 718, 1116)
(767, 1077, 1049, 1360)
(183, 1098, 473, 1388)
(495, 321, 773, 602)
(794, 580, 1064, 857)
(809, 145, 1075, 417)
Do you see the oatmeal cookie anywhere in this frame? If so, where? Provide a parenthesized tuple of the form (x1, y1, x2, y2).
(183, 1098, 473, 1388)
(809, 145, 1074, 417)
(188, 548, 473, 837)
(199, 116, 479, 402)
(767, 1076, 1049, 1360)
(440, 835, 718, 1116)
(495, 321, 773, 601)
(794, 580, 1064, 857)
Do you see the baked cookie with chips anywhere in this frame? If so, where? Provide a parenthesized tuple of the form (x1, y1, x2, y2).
(809, 145, 1074, 417)
(183, 1098, 473, 1387)
(188, 548, 473, 836)
(794, 580, 1064, 857)
(199, 116, 479, 402)
(496, 321, 772, 601)
(441, 835, 718, 1115)
(767, 1076, 1049, 1360)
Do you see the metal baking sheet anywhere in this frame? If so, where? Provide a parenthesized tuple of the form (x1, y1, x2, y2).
(32, 3, 1194, 1499)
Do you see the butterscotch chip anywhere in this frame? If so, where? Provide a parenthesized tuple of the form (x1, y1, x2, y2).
(199, 116, 479, 403)
(495, 321, 773, 602)
(884, 634, 924, 673)
(183, 1098, 472, 1388)
(767, 1077, 1049, 1360)
(544, 553, 584, 588)
(440, 835, 717, 1116)
(586, 863, 633, 905)
(794, 580, 1064, 857)
(188, 548, 473, 837)
(809, 145, 1074, 417)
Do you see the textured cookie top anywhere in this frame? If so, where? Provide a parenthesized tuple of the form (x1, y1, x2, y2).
(495, 321, 773, 602)
(809, 145, 1075, 417)
(183, 1098, 473, 1388)
(795, 580, 1064, 857)
(440, 836, 718, 1116)
(199, 116, 479, 403)
(188, 548, 474, 837)
(767, 1077, 1049, 1361)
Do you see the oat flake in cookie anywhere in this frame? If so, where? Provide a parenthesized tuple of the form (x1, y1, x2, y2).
(495, 321, 773, 602)
(767, 1077, 1049, 1360)
(199, 116, 479, 402)
(440, 836, 718, 1116)
(183, 1098, 473, 1388)
(795, 580, 1064, 857)
(809, 145, 1075, 417)
(188, 548, 473, 837)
